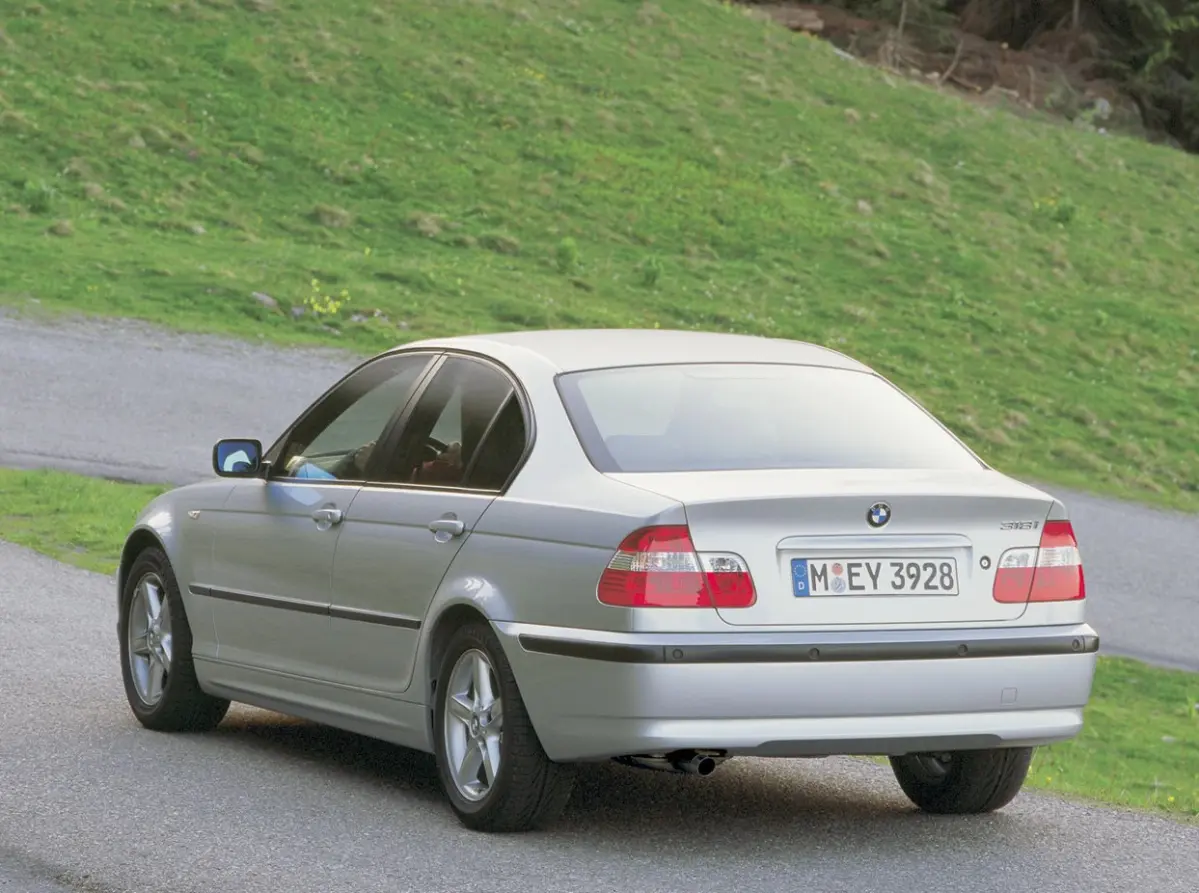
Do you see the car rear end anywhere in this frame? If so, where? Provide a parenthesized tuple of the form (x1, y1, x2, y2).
(494, 359, 1098, 771)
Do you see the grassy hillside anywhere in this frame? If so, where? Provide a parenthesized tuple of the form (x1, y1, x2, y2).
(0, 0, 1197, 509)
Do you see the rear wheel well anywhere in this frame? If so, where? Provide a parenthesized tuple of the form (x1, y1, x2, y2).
(118, 530, 166, 598)
(426, 604, 490, 701)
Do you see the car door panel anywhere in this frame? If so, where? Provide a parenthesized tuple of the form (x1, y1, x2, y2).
(205, 479, 359, 679)
(325, 488, 495, 694)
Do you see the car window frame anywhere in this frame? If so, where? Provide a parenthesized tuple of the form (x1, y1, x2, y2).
(261, 350, 442, 486)
(362, 350, 535, 496)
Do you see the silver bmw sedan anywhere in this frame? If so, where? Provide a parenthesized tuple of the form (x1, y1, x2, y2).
(115, 329, 1097, 832)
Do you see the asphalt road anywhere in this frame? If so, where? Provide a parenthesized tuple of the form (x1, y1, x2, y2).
(0, 540, 1195, 893)
(0, 312, 354, 485)
(2, 312, 1195, 670)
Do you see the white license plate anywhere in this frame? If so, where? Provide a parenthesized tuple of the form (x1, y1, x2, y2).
(791, 558, 959, 597)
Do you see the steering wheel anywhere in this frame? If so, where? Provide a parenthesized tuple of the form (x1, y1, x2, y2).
(421, 436, 449, 464)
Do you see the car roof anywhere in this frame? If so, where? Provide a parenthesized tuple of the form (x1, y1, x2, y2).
(399, 329, 872, 374)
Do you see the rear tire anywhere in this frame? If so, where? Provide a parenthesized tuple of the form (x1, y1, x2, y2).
(432, 621, 575, 832)
(889, 747, 1034, 814)
(119, 547, 230, 732)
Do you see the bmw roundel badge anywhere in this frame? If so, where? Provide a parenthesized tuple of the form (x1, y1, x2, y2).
(867, 502, 891, 528)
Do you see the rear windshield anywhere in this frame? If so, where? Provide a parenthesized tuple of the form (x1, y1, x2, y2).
(556, 363, 984, 474)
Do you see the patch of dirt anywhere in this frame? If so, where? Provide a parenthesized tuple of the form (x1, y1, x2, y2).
(742, 1, 1151, 140)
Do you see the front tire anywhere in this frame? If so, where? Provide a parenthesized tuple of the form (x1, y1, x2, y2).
(118, 547, 230, 732)
(432, 622, 575, 832)
(889, 747, 1034, 814)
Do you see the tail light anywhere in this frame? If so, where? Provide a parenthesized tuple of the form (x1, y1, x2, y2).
(597, 525, 756, 608)
(992, 520, 1086, 603)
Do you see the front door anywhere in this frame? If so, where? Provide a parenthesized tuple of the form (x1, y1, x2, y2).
(326, 356, 531, 694)
(203, 351, 436, 679)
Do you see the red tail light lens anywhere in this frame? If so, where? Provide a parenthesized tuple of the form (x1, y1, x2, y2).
(597, 525, 705, 608)
(597, 525, 756, 608)
(993, 520, 1085, 604)
(1028, 520, 1087, 602)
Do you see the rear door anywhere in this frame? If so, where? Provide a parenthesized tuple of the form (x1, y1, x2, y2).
(613, 468, 1055, 627)
(325, 355, 530, 694)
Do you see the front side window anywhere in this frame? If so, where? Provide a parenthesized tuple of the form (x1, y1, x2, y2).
(556, 363, 984, 473)
(272, 354, 431, 482)
(376, 357, 526, 489)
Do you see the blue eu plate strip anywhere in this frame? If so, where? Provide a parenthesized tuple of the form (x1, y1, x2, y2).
(791, 559, 810, 597)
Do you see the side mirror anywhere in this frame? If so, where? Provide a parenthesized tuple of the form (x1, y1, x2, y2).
(213, 439, 264, 477)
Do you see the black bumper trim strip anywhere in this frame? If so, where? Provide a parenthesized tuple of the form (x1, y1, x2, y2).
(516, 636, 665, 664)
(517, 633, 1100, 664)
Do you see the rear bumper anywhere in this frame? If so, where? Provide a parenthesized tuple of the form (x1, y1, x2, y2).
(492, 621, 1099, 762)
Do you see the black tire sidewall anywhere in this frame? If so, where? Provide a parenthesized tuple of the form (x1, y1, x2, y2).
(890, 747, 1034, 813)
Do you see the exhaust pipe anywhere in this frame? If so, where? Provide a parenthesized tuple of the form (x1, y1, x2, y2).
(674, 754, 718, 776)
(616, 750, 726, 776)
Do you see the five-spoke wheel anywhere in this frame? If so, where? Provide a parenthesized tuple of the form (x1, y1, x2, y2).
(127, 573, 174, 707)
(442, 648, 505, 802)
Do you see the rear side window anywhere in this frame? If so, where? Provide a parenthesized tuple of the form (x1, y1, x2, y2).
(556, 363, 983, 473)
(464, 395, 527, 490)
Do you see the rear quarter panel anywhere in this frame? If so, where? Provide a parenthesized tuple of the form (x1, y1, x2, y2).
(441, 489, 685, 630)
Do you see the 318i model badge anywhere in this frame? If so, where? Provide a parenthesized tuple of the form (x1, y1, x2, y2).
(867, 502, 891, 528)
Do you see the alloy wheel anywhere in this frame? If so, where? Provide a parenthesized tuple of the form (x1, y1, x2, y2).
(127, 573, 173, 707)
(442, 648, 504, 802)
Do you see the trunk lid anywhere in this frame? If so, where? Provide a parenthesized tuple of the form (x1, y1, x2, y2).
(610, 468, 1055, 628)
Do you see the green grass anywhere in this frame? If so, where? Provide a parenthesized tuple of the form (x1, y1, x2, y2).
(0, 465, 1195, 818)
(1029, 657, 1198, 820)
(0, 468, 166, 574)
(0, 0, 1197, 510)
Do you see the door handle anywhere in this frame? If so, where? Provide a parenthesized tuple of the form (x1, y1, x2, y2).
(428, 518, 466, 538)
(312, 508, 344, 528)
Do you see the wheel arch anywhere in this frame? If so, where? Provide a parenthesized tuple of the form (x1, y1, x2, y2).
(418, 600, 509, 750)
(424, 603, 491, 700)
(117, 527, 169, 606)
